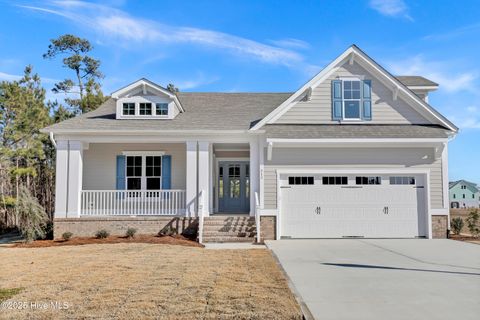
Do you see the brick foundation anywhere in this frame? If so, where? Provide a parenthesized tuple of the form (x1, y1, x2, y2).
(260, 216, 276, 242)
(54, 216, 198, 239)
(431, 215, 448, 239)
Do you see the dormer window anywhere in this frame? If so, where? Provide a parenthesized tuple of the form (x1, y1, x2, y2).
(156, 103, 168, 116)
(332, 79, 372, 121)
(139, 103, 152, 115)
(113, 79, 184, 120)
(122, 103, 135, 115)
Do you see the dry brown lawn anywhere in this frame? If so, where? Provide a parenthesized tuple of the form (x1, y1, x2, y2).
(0, 243, 302, 320)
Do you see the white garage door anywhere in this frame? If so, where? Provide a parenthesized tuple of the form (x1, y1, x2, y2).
(280, 174, 426, 238)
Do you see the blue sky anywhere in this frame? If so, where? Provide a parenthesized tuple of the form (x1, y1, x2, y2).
(0, 0, 479, 183)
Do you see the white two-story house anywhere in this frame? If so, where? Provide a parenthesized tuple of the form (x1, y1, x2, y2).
(42, 45, 458, 242)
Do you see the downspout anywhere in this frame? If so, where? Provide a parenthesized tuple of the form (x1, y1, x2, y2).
(49, 132, 57, 148)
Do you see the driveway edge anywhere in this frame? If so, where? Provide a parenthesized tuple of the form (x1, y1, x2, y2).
(265, 241, 315, 320)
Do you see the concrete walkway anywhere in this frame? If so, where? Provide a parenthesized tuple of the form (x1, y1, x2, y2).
(267, 239, 480, 320)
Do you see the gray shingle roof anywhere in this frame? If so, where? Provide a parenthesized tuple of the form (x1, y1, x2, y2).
(264, 124, 451, 139)
(396, 76, 438, 87)
(43, 93, 292, 132)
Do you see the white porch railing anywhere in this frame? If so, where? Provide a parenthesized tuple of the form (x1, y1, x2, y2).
(81, 190, 186, 216)
(255, 191, 261, 243)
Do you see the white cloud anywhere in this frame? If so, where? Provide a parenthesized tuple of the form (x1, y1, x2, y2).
(369, 0, 412, 20)
(448, 113, 480, 129)
(269, 38, 310, 50)
(387, 55, 478, 93)
(0, 71, 22, 81)
(19, 1, 304, 67)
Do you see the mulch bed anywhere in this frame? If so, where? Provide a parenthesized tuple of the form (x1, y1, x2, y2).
(13, 234, 203, 248)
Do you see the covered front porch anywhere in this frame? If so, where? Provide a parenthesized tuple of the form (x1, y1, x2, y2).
(53, 138, 261, 219)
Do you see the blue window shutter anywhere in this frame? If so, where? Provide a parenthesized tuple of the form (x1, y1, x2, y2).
(116, 155, 126, 190)
(162, 155, 172, 190)
(362, 80, 372, 120)
(332, 80, 343, 120)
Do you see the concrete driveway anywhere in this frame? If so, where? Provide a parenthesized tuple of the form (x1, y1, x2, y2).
(266, 239, 480, 320)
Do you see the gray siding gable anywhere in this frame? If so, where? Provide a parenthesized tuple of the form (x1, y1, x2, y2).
(275, 60, 431, 125)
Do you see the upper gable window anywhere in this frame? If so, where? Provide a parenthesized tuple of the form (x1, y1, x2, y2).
(139, 103, 152, 115)
(122, 103, 135, 116)
(332, 79, 372, 121)
(156, 103, 168, 116)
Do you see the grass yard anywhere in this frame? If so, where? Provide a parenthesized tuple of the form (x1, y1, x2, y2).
(0, 243, 302, 319)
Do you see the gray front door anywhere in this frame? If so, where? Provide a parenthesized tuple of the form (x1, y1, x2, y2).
(218, 161, 250, 213)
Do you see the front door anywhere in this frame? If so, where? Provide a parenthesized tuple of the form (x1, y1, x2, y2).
(218, 161, 250, 213)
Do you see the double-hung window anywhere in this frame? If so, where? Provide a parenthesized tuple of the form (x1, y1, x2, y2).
(332, 79, 372, 121)
(156, 103, 168, 116)
(122, 103, 135, 115)
(125, 155, 162, 190)
(343, 80, 361, 119)
(139, 103, 152, 115)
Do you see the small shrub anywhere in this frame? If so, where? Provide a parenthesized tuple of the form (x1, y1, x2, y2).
(159, 225, 177, 236)
(95, 229, 110, 239)
(450, 217, 464, 235)
(126, 227, 137, 238)
(466, 209, 480, 237)
(62, 232, 73, 241)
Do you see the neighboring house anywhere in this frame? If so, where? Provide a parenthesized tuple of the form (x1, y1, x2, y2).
(42, 45, 458, 241)
(449, 180, 480, 208)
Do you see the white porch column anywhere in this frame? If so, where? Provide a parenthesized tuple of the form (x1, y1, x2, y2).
(198, 141, 211, 216)
(54, 140, 84, 218)
(185, 141, 211, 217)
(185, 141, 197, 217)
(249, 137, 260, 216)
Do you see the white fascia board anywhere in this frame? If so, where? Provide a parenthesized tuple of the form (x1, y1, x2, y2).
(266, 138, 447, 150)
(276, 168, 430, 175)
(267, 138, 448, 144)
(407, 85, 438, 91)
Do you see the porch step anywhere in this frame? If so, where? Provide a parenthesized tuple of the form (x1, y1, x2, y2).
(201, 216, 257, 243)
(202, 237, 255, 243)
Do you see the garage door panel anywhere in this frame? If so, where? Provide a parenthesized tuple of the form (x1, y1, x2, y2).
(280, 174, 426, 238)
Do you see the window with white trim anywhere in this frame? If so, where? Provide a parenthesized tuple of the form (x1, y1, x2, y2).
(126, 155, 162, 190)
(343, 80, 361, 119)
(332, 79, 372, 121)
(156, 103, 168, 115)
(122, 103, 135, 115)
(139, 102, 152, 115)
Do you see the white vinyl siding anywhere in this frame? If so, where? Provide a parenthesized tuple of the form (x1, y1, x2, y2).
(262, 147, 443, 210)
(275, 61, 429, 124)
(83, 143, 186, 190)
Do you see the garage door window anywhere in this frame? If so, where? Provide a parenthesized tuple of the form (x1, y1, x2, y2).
(288, 176, 314, 185)
(390, 176, 415, 185)
(356, 176, 381, 185)
(322, 176, 348, 185)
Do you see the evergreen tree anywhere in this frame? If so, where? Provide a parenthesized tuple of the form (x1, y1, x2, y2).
(43, 34, 107, 114)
